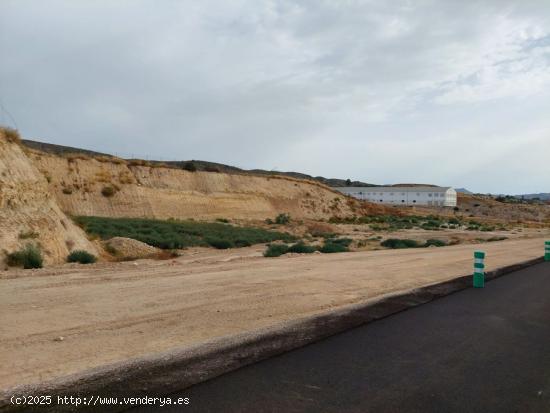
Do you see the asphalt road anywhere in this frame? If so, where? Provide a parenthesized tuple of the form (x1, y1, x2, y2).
(134, 261, 550, 413)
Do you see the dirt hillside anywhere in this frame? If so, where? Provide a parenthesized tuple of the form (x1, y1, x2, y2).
(0, 131, 97, 267)
(28, 149, 388, 221)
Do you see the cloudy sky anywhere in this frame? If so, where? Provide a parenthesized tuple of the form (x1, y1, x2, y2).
(1, 1, 549, 194)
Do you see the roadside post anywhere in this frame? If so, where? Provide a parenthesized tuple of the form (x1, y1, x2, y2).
(545, 241, 550, 261)
(473, 251, 485, 288)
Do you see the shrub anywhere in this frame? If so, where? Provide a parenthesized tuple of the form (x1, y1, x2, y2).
(381, 239, 421, 249)
(264, 244, 289, 257)
(274, 213, 291, 225)
(487, 236, 508, 242)
(7, 244, 43, 269)
(314, 232, 337, 239)
(1, 126, 21, 143)
(19, 230, 39, 239)
(288, 242, 318, 254)
(62, 187, 73, 195)
(205, 238, 234, 249)
(234, 239, 252, 248)
(216, 218, 230, 223)
(480, 226, 495, 232)
(204, 165, 220, 173)
(75, 216, 296, 250)
(329, 238, 353, 247)
(320, 241, 349, 253)
(424, 239, 447, 247)
(67, 250, 97, 264)
(182, 162, 197, 172)
(101, 186, 116, 197)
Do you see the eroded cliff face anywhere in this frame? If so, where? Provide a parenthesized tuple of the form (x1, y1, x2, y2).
(28, 151, 378, 221)
(0, 132, 98, 267)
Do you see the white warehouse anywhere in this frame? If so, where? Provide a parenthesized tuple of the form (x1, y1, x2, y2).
(335, 186, 457, 207)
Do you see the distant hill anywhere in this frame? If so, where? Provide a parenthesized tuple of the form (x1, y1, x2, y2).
(22, 139, 377, 188)
(390, 183, 439, 188)
(514, 193, 550, 201)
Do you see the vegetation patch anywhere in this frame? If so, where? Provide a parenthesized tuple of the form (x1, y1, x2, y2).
(101, 186, 117, 197)
(274, 213, 291, 225)
(288, 242, 318, 254)
(67, 250, 97, 264)
(182, 162, 197, 172)
(329, 214, 466, 232)
(7, 244, 43, 269)
(1, 126, 21, 143)
(381, 238, 422, 249)
(381, 238, 448, 249)
(75, 216, 295, 250)
(487, 236, 508, 242)
(18, 230, 39, 240)
(205, 237, 234, 249)
(424, 239, 447, 247)
(307, 237, 350, 253)
(264, 244, 289, 257)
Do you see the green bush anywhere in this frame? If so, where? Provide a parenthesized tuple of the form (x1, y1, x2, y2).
(264, 244, 289, 257)
(424, 239, 447, 247)
(75, 216, 296, 250)
(7, 244, 43, 269)
(67, 250, 97, 264)
(206, 238, 234, 249)
(320, 241, 349, 253)
(182, 162, 197, 172)
(216, 218, 230, 223)
(288, 242, 318, 254)
(381, 238, 421, 249)
(329, 238, 352, 247)
(274, 213, 291, 225)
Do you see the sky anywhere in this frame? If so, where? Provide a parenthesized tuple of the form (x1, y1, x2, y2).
(1, 0, 549, 194)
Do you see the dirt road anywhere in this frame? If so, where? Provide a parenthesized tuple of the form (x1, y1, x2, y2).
(0, 237, 547, 390)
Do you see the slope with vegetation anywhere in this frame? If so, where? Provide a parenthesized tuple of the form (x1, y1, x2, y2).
(0, 127, 98, 268)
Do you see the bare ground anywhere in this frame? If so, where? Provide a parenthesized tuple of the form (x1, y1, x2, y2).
(1, 237, 548, 390)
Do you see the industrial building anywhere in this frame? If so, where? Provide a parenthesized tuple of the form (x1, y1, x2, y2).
(335, 186, 457, 207)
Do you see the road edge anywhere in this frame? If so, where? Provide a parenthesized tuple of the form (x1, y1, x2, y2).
(1, 256, 544, 412)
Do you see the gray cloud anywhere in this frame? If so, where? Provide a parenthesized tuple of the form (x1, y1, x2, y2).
(1, 0, 549, 193)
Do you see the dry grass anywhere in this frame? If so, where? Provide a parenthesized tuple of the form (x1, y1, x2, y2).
(66, 153, 91, 162)
(0, 126, 21, 143)
(95, 170, 112, 183)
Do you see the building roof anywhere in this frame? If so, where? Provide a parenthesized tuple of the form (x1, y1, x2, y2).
(336, 186, 453, 193)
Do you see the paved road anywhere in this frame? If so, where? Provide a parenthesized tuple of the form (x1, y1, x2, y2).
(135, 262, 550, 413)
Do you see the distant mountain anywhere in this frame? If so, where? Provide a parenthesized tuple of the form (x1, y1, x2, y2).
(514, 193, 550, 201)
(22, 139, 377, 188)
(455, 188, 473, 194)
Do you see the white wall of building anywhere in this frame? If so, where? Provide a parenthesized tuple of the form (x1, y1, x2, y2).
(336, 187, 457, 207)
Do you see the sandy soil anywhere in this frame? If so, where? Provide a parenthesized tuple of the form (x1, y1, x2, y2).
(1, 237, 548, 390)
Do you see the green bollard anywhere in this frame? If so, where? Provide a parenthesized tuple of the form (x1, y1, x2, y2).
(545, 241, 550, 261)
(473, 250, 485, 288)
